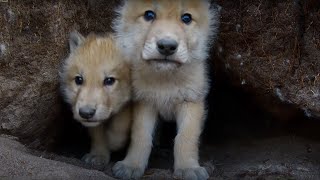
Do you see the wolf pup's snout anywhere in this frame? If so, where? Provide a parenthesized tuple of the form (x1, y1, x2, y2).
(157, 38, 178, 56)
(79, 106, 96, 119)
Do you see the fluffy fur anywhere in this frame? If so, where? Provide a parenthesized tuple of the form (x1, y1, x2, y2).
(112, 0, 219, 179)
(60, 31, 132, 165)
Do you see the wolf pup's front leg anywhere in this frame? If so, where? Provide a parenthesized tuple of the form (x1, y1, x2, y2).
(82, 125, 110, 166)
(174, 101, 209, 180)
(84, 104, 132, 167)
(113, 102, 157, 179)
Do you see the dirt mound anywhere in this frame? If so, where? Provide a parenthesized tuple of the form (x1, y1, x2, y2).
(0, 0, 119, 148)
(0, 135, 111, 179)
(214, 0, 320, 118)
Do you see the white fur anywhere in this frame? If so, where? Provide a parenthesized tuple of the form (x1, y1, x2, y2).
(112, 1, 219, 179)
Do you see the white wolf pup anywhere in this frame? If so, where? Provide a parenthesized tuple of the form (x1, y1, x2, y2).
(112, 0, 219, 179)
(60, 31, 132, 166)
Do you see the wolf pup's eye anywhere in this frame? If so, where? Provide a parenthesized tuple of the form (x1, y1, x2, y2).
(104, 77, 116, 86)
(144, 10, 156, 21)
(75, 76, 84, 85)
(181, 13, 192, 25)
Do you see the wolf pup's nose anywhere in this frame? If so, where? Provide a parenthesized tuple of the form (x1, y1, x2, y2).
(79, 107, 96, 119)
(157, 39, 178, 56)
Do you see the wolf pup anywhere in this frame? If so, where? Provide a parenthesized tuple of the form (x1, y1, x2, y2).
(112, 0, 219, 179)
(60, 31, 132, 166)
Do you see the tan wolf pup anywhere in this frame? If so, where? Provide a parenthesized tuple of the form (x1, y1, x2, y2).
(60, 31, 132, 166)
(112, 0, 219, 179)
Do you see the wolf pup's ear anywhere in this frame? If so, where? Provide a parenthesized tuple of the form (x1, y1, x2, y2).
(69, 30, 85, 53)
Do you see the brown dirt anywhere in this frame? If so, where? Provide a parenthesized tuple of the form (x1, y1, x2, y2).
(0, 135, 112, 179)
(213, 0, 320, 118)
(0, 0, 119, 148)
(2, 132, 320, 179)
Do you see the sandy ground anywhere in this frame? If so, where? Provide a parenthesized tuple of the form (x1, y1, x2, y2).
(0, 135, 112, 179)
(205, 136, 320, 179)
(1, 133, 320, 179)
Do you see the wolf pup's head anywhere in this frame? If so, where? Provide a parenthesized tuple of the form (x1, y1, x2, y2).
(113, 0, 219, 71)
(60, 31, 131, 127)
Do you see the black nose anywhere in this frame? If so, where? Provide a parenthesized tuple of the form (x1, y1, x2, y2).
(157, 39, 178, 56)
(79, 107, 96, 119)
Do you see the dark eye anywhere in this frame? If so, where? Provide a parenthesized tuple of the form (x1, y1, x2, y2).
(104, 77, 116, 86)
(75, 76, 83, 85)
(181, 13, 192, 25)
(144, 10, 156, 21)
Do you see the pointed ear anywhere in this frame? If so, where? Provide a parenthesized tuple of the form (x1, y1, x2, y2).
(69, 30, 85, 53)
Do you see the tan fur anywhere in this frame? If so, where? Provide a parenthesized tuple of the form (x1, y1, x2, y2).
(112, 0, 219, 179)
(60, 31, 132, 165)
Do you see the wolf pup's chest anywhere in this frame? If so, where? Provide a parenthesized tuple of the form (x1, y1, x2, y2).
(134, 80, 206, 106)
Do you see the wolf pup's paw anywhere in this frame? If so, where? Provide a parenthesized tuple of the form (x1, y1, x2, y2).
(174, 167, 209, 180)
(82, 153, 110, 166)
(112, 161, 144, 179)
